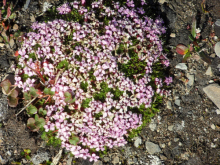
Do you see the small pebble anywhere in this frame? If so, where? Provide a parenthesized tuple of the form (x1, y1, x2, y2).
(215, 19, 220, 26)
(170, 33, 176, 37)
(211, 124, 215, 130)
(214, 42, 220, 57)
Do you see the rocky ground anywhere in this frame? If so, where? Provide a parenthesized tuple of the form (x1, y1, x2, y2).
(0, 0, 220, 165)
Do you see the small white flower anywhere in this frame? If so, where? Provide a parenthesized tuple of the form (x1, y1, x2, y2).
(42, 2, 52, 12)
(196, 28, 201, 34)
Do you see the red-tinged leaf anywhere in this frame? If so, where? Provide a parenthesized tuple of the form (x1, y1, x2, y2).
(3, 0, 6, 7)
(0, 79, 11, 95)
(176, 44, 189, 55)
(10, 89, 18, 98)
(14, 51, 19, 56)
(7, 95, 18, 107)
(6, 6, 11, 19)
(27, 118, 39, 132)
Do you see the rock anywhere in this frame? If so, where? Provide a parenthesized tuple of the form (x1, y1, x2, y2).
(215, 19, 220, 26)
(170, 33, 176, 37)
(112, 156, 119, 165)
(175, 63, 188, 70)
(158, 0, 166, 4)
(133, 137, 142, 148)
(203, 83, 220, 109)
(211, 124, 216, 130)
(31, 150, 50, 165)
(66, 156, 73, 165)
(145, 142, 161, 154)
(30, 14, 36, 23)
(166, 100, 172, 109)
(216, 109, 220, 115)
(103, 157, 110, 162)
(0, 97, 9, 122)
(148, 155, 163, 165)
(0, 43, 5, 48)
(175, 99, 181, 106)
(174, 138, 179, 142)
(214, 42, 220, 57)
(93, 160, 103, 165)
(205, 66, 213, 76)
(168, 125, 174, 131)
(186, 73, 194, 92)
(210, 53, 216, 58)
(159, 143, 166, 148)
(149, 119, 157, 131)
(9, 38, 15, 48)
(13, 24, 19, 31)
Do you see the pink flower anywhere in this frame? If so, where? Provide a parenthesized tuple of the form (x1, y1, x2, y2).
(57, 3, 71, 14)
(81, 0, 86, 6)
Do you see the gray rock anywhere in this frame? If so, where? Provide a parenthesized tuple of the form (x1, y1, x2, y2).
(145, 142, 161, 154)
(186, 73, 194, 92)
(0, 97, 9, 122)
(103, 157, 110, 162)
(203, 83, 220, 109)
(175, 63, 188, 70)
(134, 137, 142, 148)
(205, 66, 213, 76)
(166, 100, 172, 110)
(93, 160, 103, 165)
(168, 125, 174, 131)
(66, 156, 73, 165)
(215, 19, 220, 26)
(31, 150, 50, 165)
(175, 99, 181, 106)
(149, 119, 157, 131)
(214, 42, 220, 58)
(148, 155, 163, 165)
(0, 155, 7, 164)
(112, 156, 120, 165)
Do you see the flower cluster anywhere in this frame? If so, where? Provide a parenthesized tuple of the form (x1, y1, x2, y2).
(15, 0, 171, 162)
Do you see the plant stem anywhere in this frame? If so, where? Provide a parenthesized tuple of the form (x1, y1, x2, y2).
(16, 96, 38, 116)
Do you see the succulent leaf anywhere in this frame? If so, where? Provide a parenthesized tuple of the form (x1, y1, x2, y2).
(0, 79, 11, 95)
(27, 104, 38, 115)
(7, 95, 18, 107)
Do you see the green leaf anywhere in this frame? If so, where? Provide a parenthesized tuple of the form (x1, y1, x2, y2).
(69, 136, 79, 145)
(39, 108, 47, 116)
(57, 60, 69, 69)
(43, 88, 50, 95)
(26, 155, 31, 160)
(24, 92, 31, 100)
(191, 17, 196, 38)
(41, 132, 48, 141)
(35, 117, 45, 128)
(0, 79, 11, 95)
(20, 151, 25, 156)
(24, 149, 31, 154)
(64, 91, 71, 98)
(27, 105, 37, 115)
(49, 90, 55, 95)
(29, 87, 38, 97)
(35, 114, 39, 121)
